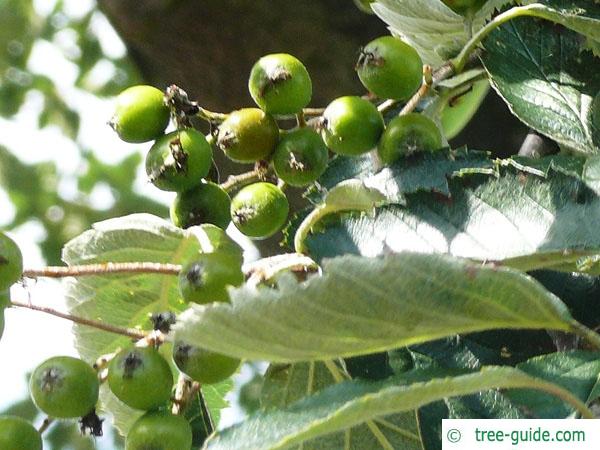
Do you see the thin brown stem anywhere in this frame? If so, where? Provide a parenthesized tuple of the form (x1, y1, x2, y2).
(399, 65, 433, 116)
(38, 417, 54, 434)
(10, 300, 147, 340)
(23, 262, 181, 279)
(219, 168, 266, 192)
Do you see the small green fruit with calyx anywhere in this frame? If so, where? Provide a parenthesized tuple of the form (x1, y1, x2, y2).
(146, 128, 213, 192)
(179, 253, 244, 304)
(230, 182, 289, 239)
(170, 182, 231, 229)
(108, 347, 173, 411)
(356, 36, 422, 101)
(217, 108, 279, 163)
(273, 127, 329, 186)
(249, 53, 312, 115)
(378, 113, 443, 164)
(29, 356, 99, 418)
(173, 341, 241, 385)
(111, 85, 170, 143)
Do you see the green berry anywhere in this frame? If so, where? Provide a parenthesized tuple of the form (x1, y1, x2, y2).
(179, 253, 244, 304)
(146, 129, 213, 192)
(195, 224, 244, 263)
(0, 232, 22, 291)
(442, 0, 488, 16)
(249, 53, 312, 115)
(108, 347, 173, 411)
(170, 182, 231, 229)
(230, 183, 289, 239)
(174, 342, 240, 385)
(322, 96, 384, 155)
(217, 109, 279, 163)
(356, 36, 423, 101)
(273, 128, 329, 186)
(29, 356, 99, 418)
(125, 411, 192, 450)
(377, 113, 443, 164)
(111, 85, 170, 143)
(0, 290, 7, 342)
(0, 416, 42, 450)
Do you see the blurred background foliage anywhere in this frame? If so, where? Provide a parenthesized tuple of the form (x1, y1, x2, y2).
(0, 0, 526, 447)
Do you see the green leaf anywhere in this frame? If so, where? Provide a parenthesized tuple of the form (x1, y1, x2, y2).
(522, 0, 600, 43)
(204, 366, 591, 450)
(372, 0, 512, 66)
(507, 351, 600, 418)
(482, 17, 600, 155)
(305, 167, 600, 274)
(62, 214, 231, 435)
(175, 253, 575, 363)
(261, 362, 421, 449)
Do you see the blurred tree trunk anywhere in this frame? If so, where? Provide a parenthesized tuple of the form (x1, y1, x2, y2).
(98, 0, 385, 111)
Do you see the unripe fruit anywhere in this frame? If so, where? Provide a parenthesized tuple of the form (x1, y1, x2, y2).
(217, 108, 279, 163)
(174, 342, 240, 385)
(356, 36, 423, 101)
(230, 183, 289, 239)
(0, 232, 22, 291)
(110, 85, 170, 143)
(273, 128, 329, 186)
(125, 411, 192, 450)
(249, 53, 312, 115)
(29, 356, 99, 418)
(322, 96, 384, 156)
(378, 113, 443, 164)
(108, 347, 173, 411)
(0, 416, 42, 450)
(170, 182, 231, 230)
(146, 129, 213, 192)
(442, 0, 488, 16)
(195, 224, 244, 264)
(179, 253, 244, 304)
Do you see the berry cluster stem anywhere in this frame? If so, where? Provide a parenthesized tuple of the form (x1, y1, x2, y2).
(23, 262, 182, 278)
(10, 299, 147, 340)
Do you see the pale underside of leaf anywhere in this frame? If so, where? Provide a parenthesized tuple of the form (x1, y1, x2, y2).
(175, 253, 574, 363)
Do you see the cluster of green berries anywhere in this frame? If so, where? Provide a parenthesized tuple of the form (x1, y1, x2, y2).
(111, 35, 445, 239)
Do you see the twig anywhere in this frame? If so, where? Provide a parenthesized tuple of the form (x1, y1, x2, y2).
(219, 168, 267, 192)
(23, 262, 181, 279)
(399, 65, 433, 115)
(38, 417, 54, 434)
(10, 300, 147, 340)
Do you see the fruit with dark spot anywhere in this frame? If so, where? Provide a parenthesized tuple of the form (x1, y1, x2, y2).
(356, 36, 422, 101)
(170, 182, 231, 229)
(146, 129, 213, 192)
(230, 183, 289, 239)
(248, 53, 312, 115)
(108, 347, 173, 411)
(173, 341, 240, 385)
(273, 127, 329, 186)
(29, 356, 99, 418)
(378, 113, 443, 164)
(217, 108, 279, 163)
(179, 253, 244, 304)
